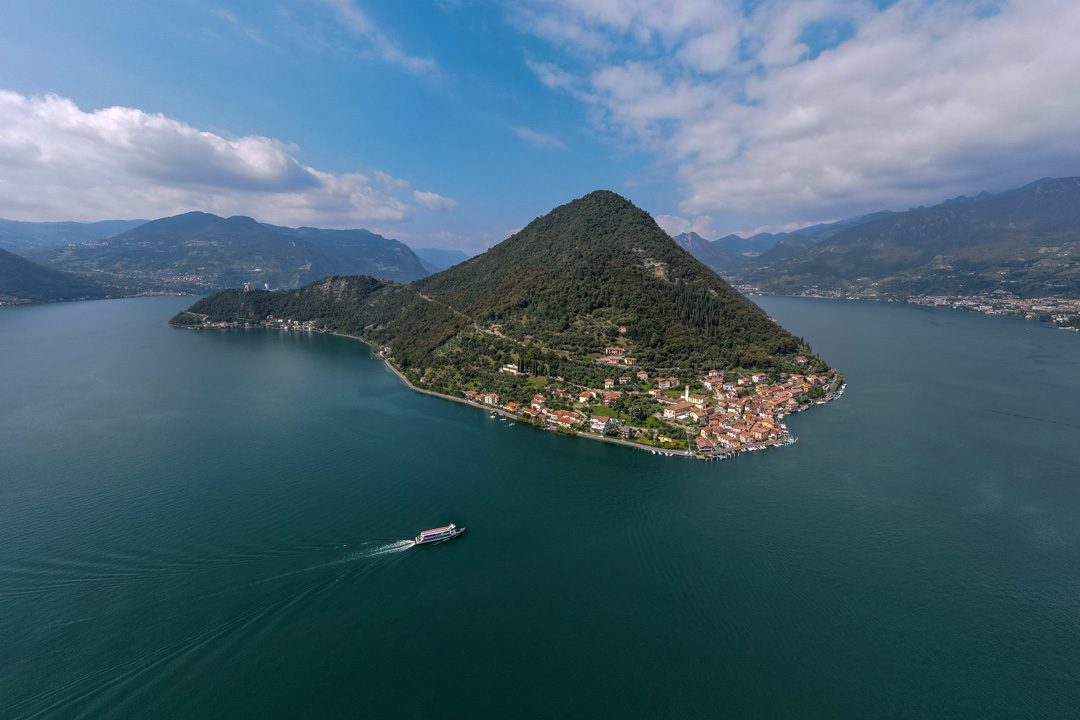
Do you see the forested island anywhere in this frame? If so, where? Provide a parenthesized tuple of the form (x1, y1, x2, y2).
(172, 191, 843, 458)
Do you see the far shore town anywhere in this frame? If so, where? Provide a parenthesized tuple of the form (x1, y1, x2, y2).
(730, 285, 1080, 332)
(905, 292, 1080, 331)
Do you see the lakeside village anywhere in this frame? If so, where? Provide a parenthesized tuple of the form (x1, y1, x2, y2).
(442, 344, 843, 459)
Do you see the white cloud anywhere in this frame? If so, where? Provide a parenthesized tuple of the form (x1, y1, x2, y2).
(525, 58, 579, 92)
(654, 214, 714, 238)
(0, 90, 454, 227)
(519, 0, 1080, 226)
(319, 0, 437, 75)
(513, 126, 566, 149)
(412, 190, 457, 210)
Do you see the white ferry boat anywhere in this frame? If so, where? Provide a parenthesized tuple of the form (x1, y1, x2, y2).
(415, 523, 466, 545)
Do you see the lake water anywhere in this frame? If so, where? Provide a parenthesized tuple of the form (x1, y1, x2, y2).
(1, 296, 1078, 718)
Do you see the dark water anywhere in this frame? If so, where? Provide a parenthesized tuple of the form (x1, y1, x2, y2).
(1, 296, 1078, 718)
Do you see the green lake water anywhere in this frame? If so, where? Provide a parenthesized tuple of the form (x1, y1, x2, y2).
(1, 295, 1078, 718)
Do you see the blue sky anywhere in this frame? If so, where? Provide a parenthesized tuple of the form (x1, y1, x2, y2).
(1, 0, 1077, 251)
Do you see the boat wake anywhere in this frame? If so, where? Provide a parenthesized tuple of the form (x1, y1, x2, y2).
(0, 538, 415, 602)
(2, 538, 419, 719)
(212, 539, 416, 592)
(310, 538, 414, 565)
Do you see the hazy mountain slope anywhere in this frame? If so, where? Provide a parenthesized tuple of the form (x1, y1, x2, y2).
(672, 232, 744, 272)
(738, 178, 1080, 297)
(412, 247, 470, 272)
(0, 247, 114, 303)
(0, 219, 146, 254)
(269, 226, 429, 282)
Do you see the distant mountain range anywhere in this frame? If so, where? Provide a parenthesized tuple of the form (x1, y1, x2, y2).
(672, 230, 805, 271)
(0, 213, 472, 302)
(37, 212, 430, 291)
(674, 176, 1080, 298)
(8, 173, 1079, 306)
(673, 212, 896, 275)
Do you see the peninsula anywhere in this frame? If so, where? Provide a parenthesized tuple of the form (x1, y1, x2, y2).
(171, 191, 842, 458)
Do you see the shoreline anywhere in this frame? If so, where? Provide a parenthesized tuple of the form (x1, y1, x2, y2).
(175, 322, 838, 461)
(330, 330, 830, 461)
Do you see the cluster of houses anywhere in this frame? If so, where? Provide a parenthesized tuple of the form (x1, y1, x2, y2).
(460, 364, 833, 456)
(598, 346, 637, 367)
(679, 371, 830, 454)
(463, 390, 501, 406)
(522, 395, 585, 430)
(462, 390, 590, 430)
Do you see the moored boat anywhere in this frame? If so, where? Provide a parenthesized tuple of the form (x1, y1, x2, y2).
(414, 523, 466, 545)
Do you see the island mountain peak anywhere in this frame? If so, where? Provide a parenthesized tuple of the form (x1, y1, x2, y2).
(175, 190, 834, 457)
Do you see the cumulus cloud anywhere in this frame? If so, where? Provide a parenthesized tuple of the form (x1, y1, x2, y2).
(412, 190, 457, 210)
(518, 0, 1080, 227)
(513, 126, 566, 149)
(0, 90, 453, 227)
